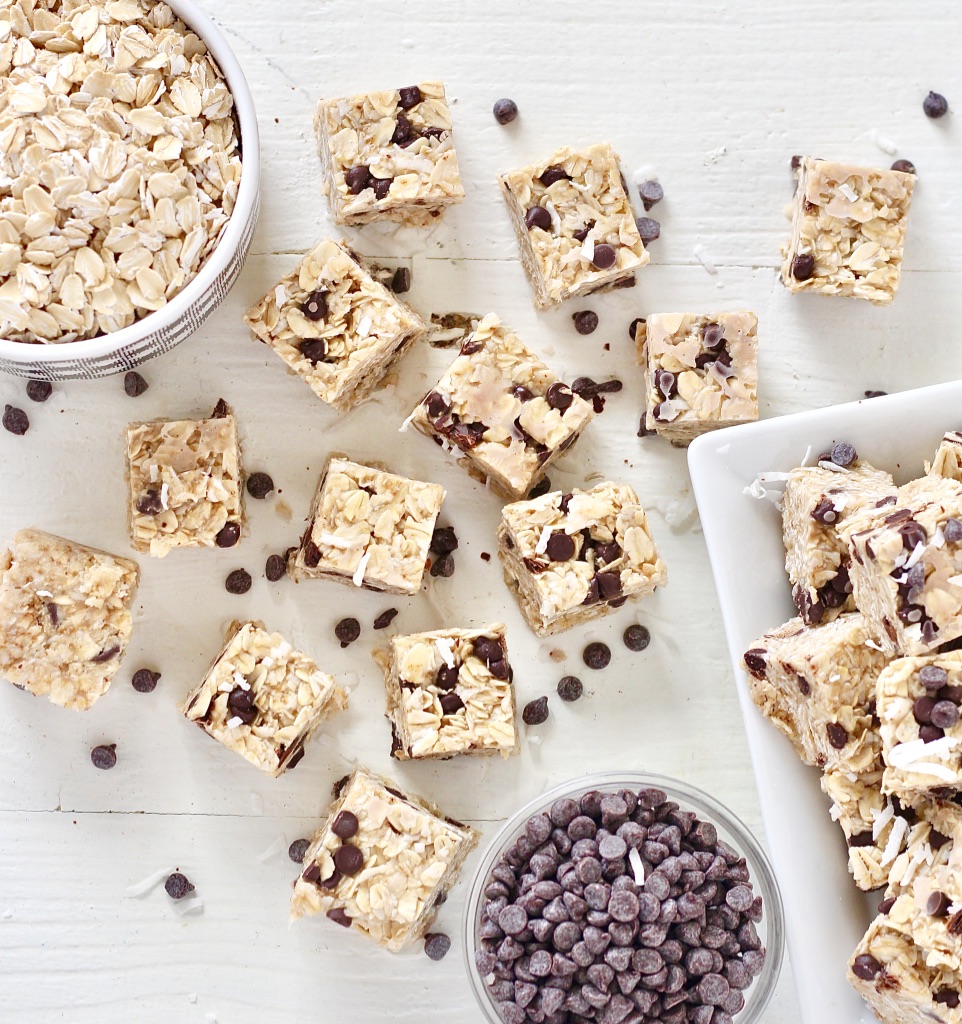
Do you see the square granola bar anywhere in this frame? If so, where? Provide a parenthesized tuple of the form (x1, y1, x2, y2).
(498, 142, 648, 308)
(314, 81, 464, 226)
(379, 624, 519, 760)
(781, 157, 915, 305)
(244, 240, 425, 412)
(0, 529, 139, 711)
(741, 612, 887, 773)
(408, 313, 594, 500)
(290, 767, 478, 951)
(498, 482, 667, 636)
(288, 456, 444, 595)
(125, 399, 243, 558)
(636, 311, 759, 445)
(181, 621, 348, 777)
(781, 457, 896, 626)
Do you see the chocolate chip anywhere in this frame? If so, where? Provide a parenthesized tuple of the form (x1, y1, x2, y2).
(525, 206, 552, 231)
(388, 266, 412, 294)
(90, 743, 117, 770)
(583, 642, 611, 670)
(25, 379, 52, 402)
(430, 553, 455, 578)
(493, 98, 518, 124)
(929, 890, 952, 917)
(523, 696, 549, 726)
(932, 700, 960, 729)
(372, 176, 393, 200)
(265, 553, 286, 581)
(653, 368, 677, 400)
(629, 317, 646, 342)
(214, 521, 241, 548)
(830, 441, 857, 467)
(546, 532, 576, 561)
(440, 692, 465, 715)
(924, 91, 949, 118)
(326, 907, 352, 928)
(425, 390, 450, 419)
(332, 811, 359, 839)
(546, 382, 574, 411)
(914, 695, 936, 725)
(301, 289, 328, 321)
(944, 519, 962, 544)
(391, 113, 413, 145)
(936, 989, 961, 1009)
(123, 371, 149, 397)
(300, 338, 328, 363)
(920, 724, 945, 743)
(398, 85, 422, 109)
(2, 405, 28, 435)
(811, 499, 838, 525)
(826, 722, 848, 748)
(288, 838, 310, 864)
(136, 490, 163, 516)
(333, 843, 364, 876)
(558, 676, 584, 702)
(165, 872, 193, 900)
(864, 389, 888, 398)
(591, 244, 616, 269)
(572, 310, 599, 335)
(424, 931, 451, 960)
(623, 625, 651, 652)
(434, 663, 459, 691)
(131, 668, 160, 693)
(539, 165, 569, 187)
(226, 685, 256, 725)
(635, 217, 660, 244)
(334, 617, 360, 646)
(638, 180, 664, 211)
(791, 253, 815, 281)
(891, 158, 916, 174)
(430, 526, 459, 555)
(211, 399, 229, 418)
(373, 608, 399, 630)
(245, 472, 274, 500)
(920, 665, 949, 690)
(225, 569, 252, 594)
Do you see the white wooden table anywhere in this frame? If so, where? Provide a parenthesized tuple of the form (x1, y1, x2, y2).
(3, 1, 961, 1021)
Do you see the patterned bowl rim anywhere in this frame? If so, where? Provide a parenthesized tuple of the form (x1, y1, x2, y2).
(0, 0, 261, 366)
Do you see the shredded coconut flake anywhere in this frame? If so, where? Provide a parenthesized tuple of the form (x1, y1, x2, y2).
(356, 314, 373, 339)
(352, 549, 371, 587)
(817, 460, 850, 474)
(256, 836, 288, 863)
(434, 638, 456, 668)
(318, 532, 362, 550)
(872, 802, 895, 839)
(2, 909, 13, 921)
(580, 235, 595, 263)
(693, 243, 717, 275)
(837, 182, 858, 202)
(126, 867, 172, 897)
(535, 525, 552, 555)
(881, 815, 909, 867)
(865, 638, 885, 652)
(226, 715, 243, 729)
(398, 408, 418, 433)
(904, 541, 927, 571)
(160, 482, 169, 510)
(869, 130, 899, 155)
(629, 846, 646, 886)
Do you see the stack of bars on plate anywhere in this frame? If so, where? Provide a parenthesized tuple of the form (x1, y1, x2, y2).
(742, 430, 962, 1024)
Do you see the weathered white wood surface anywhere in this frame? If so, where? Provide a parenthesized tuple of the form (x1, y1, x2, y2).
(2, 0, 962, 1020)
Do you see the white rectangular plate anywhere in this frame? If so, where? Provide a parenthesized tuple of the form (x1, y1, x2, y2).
(687, 380, 962, 1024)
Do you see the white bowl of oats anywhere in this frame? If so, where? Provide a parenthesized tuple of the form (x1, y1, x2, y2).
(0, 0, 259, 379)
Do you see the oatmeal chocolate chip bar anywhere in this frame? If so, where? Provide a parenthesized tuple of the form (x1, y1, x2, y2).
(878, 652, 962, 801)
(820, 766, 913, 891)
(290, 767, 478, 950)
(635, 311, 759, 445)
(288, 456, 444, 595)
(378, 624, 519, 760)
(243, 240, 425, 412)
(181, 621, 348, 777)
(0, 529, 139, 710)
(408, 313, 594, 501)
(314, 81, 464, 227)
(497, 482, 667, 636)
(741, 612, 887, 773)
(125, 399, 243, 558)
(849, 917, 962, 1024)
(781, 458, 896, 626)
(498, 143, 648, 309)
(929, 433, 962, 484)
(844, 477, 962, 655)
(781, 157, 915, 306)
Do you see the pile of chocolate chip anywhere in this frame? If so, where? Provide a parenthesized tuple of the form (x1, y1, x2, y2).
(475, 787, 766, 1024)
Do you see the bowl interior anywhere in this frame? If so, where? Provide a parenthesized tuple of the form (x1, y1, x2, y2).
(463, 770, 785, 1024)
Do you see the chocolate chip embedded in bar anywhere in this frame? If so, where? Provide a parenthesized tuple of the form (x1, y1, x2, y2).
(781, 157, 915, 305)
(782, 457, 896, 626)
(314, 81, 465, 227)
(497, 481, 667, 636)
(125, 401, 244, 558)
(0, 529, 139, 710)
(244, 239, 425, 412)
(377, 624, 519, 760)
(409, 313, 594, 501)
(180, 621, 348, 777)
(928, 432, 962, 484)
(498, 142, 648, 309)
(287, 455, 444, 595)
(290, 767, 478, 951)
(843, 476, 962, 655)
(636, 311, 759, 445)
(741, 612, 887, 773)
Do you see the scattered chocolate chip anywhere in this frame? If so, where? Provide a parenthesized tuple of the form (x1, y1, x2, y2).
(135, 490, 163, 516)
(335, 617, 360, 647)
(830, 442, 857, 467)
(591, 243, 616, 269)
(398, 85, 422, 109)
(345, 165, 371, 193)
(326, 907, 352, 927)
(936, 989, 962, 1009)
(557, 676, 584, 702)
(374, 608, 399, 630)
(132, 668, 160, 693)
(623, 625, 651, 652)
(546, 532, 576, 561)
(525, 206, 552, 231)
(430, 526, 459, 555)
(791, 253, 815, 281)
(440, 692, 465, 715)
(924, 91, 949, 118)
(225, 569, 252, 595)
(523, 696, 549, 725)
(891, 159, 916, 174)
(373, 176, 393, 200)
(332, 811, 360, 839)
(391, 112, 413, 145)
(864, 390, 888, 398)
(920, 665, 949, 691)
(390, 267, 411, 294)
(944, 520, 962, 544)
(214, 521, 241, 548)
(638, 180, 664, 211)
(493, 98, 518, 124)
(123, 371, 149, 397)
(2, 405, 28, 435)
(539, 165, 569, 187)
(26, 379, 52, 403)
(333, 843, 364, 876)
(300, 338, 328, 364)
(929, 890, 952, 917)
(265, 553, 286, 581)
(301, 289, 328, 321)
(826, 722, 848, 749)
(572, 310, 599, 335)
(288, 839, 310, 864)
(436, 665, 459, 691)
(546, 382, 574, 411)
(430, 553, 455, 578)
(246, 472, 274, 500)
(528, 477, 552, 499)
(629, 317, 646, 341)
(851, 954, 882, 981)
(424, 931, 452, 960)
(210, 399, 229, 418)
(165, 872, 193, 900)
(90, 743, 117, 770)
(583, 642, 611, 670)
(932, 700, 960, 729)
(636, 217, 660, 244)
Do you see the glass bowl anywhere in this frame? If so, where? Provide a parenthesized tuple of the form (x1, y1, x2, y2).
(463, 771, 784, 1024)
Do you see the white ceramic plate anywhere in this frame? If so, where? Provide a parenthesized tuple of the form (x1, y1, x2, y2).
(687, 379, 962, 1024)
